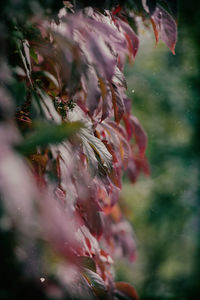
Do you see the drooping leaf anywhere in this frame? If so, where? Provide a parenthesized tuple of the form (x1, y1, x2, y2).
(37, 88, 61, 123)
(127, 158, 138, 183)
(112, 66, 127, 89)
(83, 66, 101, 115)
(142, 0, 156, 15)
(30, 47, 38, 64)
(110, 83, 125, 124)
(78, 256, 97, 272)
(23, 40, 31, 70)
(115, 282, 139, 300)
(82, 268, 108, 299)
(115, 17, 139, 60)
(18, 40, 32, 86)
(151, 4, 177, 54)
(101, 88, 113, 121)
(80, 128, 113, 171)
(82, 135, 99, 176)
(77, 196, 104, 239)
(99, 77, 107, 100)
(86, 31, 116, 80)
(108, 165, 122, 189)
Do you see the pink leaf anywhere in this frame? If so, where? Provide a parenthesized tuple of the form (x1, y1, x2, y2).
(115, 17, 139, 59)
(151, 5, 177, 54)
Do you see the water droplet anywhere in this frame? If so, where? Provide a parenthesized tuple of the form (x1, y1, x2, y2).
(131, 89, 135, 93)
(40, 277, 45, 283)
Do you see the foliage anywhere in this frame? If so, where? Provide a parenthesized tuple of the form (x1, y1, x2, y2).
(0, 0, 177, 299)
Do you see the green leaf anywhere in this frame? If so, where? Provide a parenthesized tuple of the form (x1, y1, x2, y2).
(78, 256, 97, 272)
(17, 121, 82, 154)
(82, 268, 108, 300)
(30, 48, 38, 64)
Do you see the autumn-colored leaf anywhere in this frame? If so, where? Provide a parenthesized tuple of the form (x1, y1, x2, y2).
(110, 83, 125, 124)
(151, 5, 177, 54)
(80, 128, 113, 171)
(115, 282, 139, 300)
(115, 18, 139, 59)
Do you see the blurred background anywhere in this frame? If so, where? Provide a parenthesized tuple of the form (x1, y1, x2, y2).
(115, 2, 200, 299)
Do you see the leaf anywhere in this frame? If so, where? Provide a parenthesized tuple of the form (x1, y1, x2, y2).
(112, 220, 136, 261)
(115, 18, 139, 59)
(78, 197, 104, 239)
(115, 282, 139, 300)
(151, 5, 177, 54)
(83, 66, 101, 115)
(80, 129, 112, 171)
(82, 135, 98, 176)
(110, 84, 125, 124)
(142, 0, 156, 15)
(79, 225, 100, 256)
(30, 47, 38, 64)
(112, 5, 122, 15)
(101, 88, 112, 121)
(22, 40, 32, 73)
(86, 31, 116, 80)
(37, 88, 61, 123)
(87, 12, 127, 57)
(78, 256, 97, 272)
(17, 121, 82, 154)
(127, 158, 138, 184)
(112, 66, 127, 89)
(18, 40, 32, 86)
(99, 77, 107, 100)
(108, 164, 122, 189)
(43, 71, 59, 89)
(82, 268, 108, 299)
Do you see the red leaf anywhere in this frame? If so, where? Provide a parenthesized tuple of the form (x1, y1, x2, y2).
(123, 114, 133, 141)
(151, 5, 177, 54)
(115, 18, 139, 59)
(110, 83, 125, 124)
(83, 67, 101, 115)
(77, 197, 104, 239)
(108, 164, 122, 189)
(150, 17, 159, 46)
(86, 31, 117, 80)
(112, 5, 122, 15)
(115, 282, 139, 300)
(136, 155, 151, 176)
(127, 158, 139, 184)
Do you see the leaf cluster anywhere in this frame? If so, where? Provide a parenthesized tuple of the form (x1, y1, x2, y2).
(0, 0, 177, 299)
